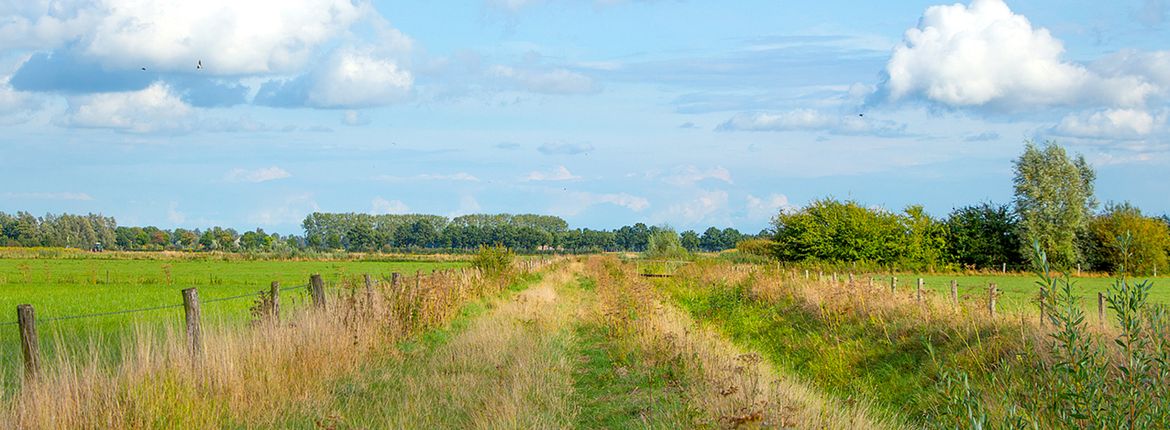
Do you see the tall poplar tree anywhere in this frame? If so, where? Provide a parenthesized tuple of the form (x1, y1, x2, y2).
(1012, 141, 1096, 268)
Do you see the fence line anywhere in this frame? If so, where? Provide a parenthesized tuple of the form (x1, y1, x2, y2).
(0, 284, 310, 327)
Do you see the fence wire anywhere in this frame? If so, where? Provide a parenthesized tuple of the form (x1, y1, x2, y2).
(0, 284, 311, 326)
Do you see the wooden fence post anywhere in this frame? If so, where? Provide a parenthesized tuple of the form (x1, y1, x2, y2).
(804, 269, 809, 280)
(988, 283, 997, 318)
(392, 272, 401, 290)
(1098, 292, 1105, 329)
(916, 278, 924, 303)
(363, 274, 374, 311)
(310, 274, 326, 309)
(950, 280, 958, 308)
(182, 288, 202, 359)
(1002, 263, 1007, 274)
(848, 273, 854, 287)
(891, 276, 897, 293)
(17, 304, 40, 379)
(270, 281, 281, 321)
(868, 276, 874, 289)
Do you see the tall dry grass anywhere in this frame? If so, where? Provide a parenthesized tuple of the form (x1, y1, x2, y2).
(1, 259, 560, 429)
(335, 263, 585, 428)
(583, 256, 892, 429)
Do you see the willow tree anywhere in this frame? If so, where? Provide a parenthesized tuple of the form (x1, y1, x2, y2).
(1012, 141, 1096, 269)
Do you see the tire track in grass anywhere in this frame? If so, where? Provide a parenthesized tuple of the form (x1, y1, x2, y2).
(281, 265, 584, 429)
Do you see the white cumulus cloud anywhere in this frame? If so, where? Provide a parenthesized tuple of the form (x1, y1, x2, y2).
(881, 0, 1163, 110)
(62, 82, 193, 133)
(1053, 109, 1166, 139)
(225, 166, 292, 183)
(526, 165, 580, 181)
(2, 0, 367, 75)
(307, 47, 413, 108)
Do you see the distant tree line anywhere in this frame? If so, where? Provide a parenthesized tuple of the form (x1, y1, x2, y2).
(0, 210, 756, 254)
(768, 141, 1170, 275)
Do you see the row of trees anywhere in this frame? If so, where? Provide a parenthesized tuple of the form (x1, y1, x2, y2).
(0, 210, 754, 254)
(301, 213, 752, 253)
(768, 141, 1170, 274)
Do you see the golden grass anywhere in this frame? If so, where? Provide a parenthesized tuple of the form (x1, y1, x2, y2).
(325, 263, 586, 428)
(584, 256, 893, 429)
(1, 260, 561, 429)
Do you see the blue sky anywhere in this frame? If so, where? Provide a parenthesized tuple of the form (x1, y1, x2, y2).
(1, 0, 1168, 234)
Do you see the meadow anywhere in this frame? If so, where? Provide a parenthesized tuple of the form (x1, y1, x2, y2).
(0, 251, 465, 385)
(5, 249, 1169, 428)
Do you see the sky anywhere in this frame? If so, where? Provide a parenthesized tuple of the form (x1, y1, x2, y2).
(1, 0, 1168, 235)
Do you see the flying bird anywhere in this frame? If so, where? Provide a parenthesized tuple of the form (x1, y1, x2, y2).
(858, 113, 864, 117)
(141, 67, 146, 71)
(196, 60, 203, 70)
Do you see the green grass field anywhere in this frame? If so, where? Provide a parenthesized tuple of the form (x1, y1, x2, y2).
(0, 255, 465, 383)
(865, 273, 1170, 315)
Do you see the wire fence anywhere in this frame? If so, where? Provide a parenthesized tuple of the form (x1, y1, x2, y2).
(0, 284, 310, 327)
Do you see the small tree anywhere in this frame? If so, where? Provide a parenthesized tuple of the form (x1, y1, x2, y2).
(1085, 203, 1170, 275)
(1013, 141, 1096, 269)
(644, 226, 690, 260)
(945, 202, 1023, 269)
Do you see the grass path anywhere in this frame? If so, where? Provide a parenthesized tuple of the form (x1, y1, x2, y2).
(281, 260, 895, 429)
(280, 265, 585, 428)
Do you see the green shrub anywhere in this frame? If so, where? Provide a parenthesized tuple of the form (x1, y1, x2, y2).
(470, 244, 514, 276)
(735, 238, 776, 258)
(643, 227, 690, 260)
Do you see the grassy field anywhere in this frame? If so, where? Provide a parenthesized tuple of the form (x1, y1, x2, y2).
(861, 272, 1170, 315)
(0, 254, 465, 383)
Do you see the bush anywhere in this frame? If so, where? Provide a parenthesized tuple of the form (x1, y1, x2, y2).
(1085, 203, 1170, 275)
(643, 227, 690, 260)
(944, 202, 1023, 269)
(470, 244, 514, 276)
(735, 238, 776, 258)
(772, 198, 908, 263)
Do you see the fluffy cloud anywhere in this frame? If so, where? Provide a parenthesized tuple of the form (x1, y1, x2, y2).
(662, 166, 733, 186)
(2, 0, 365, 75)
(225, 166, 292, 183)
(371, 197, 410, 215)
(717, 109, 906, 136)
(880, 0, 1164, 110)
(1053, 109, 1166, 139)
(526, 165, 580, 181)
(746, 194, 792, 220)
(306, 48, 413, 108)
(61, 82, 193, 133)
(256, 47, 414, 109)
(489, 65, 598, 95)
(4, 1, 416, 110)
(0, 74, 41, 121)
